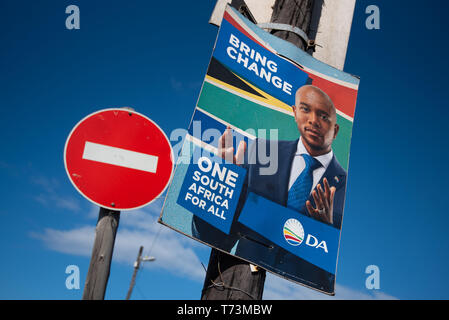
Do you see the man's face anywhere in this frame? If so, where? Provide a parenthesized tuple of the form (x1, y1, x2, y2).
(292, 86, 339, 156)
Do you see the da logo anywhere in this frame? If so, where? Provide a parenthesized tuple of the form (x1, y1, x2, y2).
(283, 218, 329, 253)
(283, 218, 305, 246)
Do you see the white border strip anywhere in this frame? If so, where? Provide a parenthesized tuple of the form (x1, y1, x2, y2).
(196, 107, 257, 140)
(185, 134, 219, 155)
(336, 109, 353, 122)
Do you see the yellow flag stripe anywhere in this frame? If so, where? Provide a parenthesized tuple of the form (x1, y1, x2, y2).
(204, 74, 293, 114)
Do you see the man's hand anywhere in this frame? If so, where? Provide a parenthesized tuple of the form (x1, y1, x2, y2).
(306, 177, 335, 225)
(218, 126, 247, 165)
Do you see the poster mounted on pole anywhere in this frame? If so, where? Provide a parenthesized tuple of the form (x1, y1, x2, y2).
(159, 5, 359, 295)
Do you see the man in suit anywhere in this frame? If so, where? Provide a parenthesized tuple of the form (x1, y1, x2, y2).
(231, 84, 346, 229)
(193, 84, 347, 292)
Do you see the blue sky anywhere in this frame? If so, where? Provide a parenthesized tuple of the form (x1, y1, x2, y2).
(0, 0, 448, 300)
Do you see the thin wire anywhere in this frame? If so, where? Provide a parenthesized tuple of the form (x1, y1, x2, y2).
(201, 262, 208, 273)
(146, 224, 163, 257)
(139, 224, 163, 275)
(203, 254, 258, 300)
(128, 223, 164, 299)
(134, 283, 148, 300)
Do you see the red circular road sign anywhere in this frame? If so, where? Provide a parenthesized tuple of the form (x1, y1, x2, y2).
(64, 108, 174, 211)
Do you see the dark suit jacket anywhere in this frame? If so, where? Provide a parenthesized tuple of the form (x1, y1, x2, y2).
(192, 139, 347, 293)
(240, 139, 347, 229)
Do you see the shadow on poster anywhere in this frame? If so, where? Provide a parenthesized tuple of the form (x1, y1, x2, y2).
(159, 5, 359, 295)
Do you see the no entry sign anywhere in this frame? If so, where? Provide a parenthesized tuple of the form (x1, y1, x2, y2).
(64, 108, 174, 211)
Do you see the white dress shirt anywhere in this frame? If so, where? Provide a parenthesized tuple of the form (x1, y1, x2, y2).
(287, 138, 334, 192)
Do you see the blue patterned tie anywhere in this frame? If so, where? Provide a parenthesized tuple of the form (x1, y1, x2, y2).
(287, 154, 321, 213)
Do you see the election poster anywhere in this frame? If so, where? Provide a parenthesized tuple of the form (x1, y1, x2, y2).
(159, 5, 359, 295)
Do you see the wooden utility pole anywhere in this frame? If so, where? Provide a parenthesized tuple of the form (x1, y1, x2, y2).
(82, 207, 120, 300)
(201, 0, 316, 300)
(125, 246, 144, 300)
(270, 0, 315, 50)
(201, 248, 266, 299)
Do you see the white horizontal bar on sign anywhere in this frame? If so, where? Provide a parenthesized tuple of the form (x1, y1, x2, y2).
(82, 141, 158, 173)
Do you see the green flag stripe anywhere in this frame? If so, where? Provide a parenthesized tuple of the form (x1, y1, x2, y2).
(197, 81, 353, 170)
